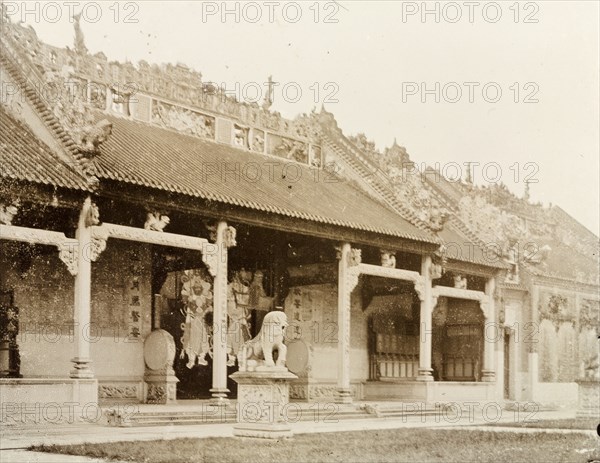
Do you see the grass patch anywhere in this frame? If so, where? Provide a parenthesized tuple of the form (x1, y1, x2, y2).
(32, 428, 600, 463)
(488, 417, 599, 430)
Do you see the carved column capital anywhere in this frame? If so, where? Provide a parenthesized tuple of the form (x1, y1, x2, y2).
(85, 201, 100, 227)
(223, 226, 236, 248)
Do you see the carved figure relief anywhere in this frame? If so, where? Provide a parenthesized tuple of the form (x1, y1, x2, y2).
(179, 269, 213, 367)
(151, 100, 215, 139)
(179, 268, 272, 369)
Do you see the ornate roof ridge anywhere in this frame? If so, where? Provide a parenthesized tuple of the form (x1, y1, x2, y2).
(321, 130, 428, 230)
(0, 21, 319, 144)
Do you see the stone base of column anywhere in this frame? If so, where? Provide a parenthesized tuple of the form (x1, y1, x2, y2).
(70, 357, 94, 379)
(335, 388, 353, 404)
(416, 368, 433, 382)
(230, 369, 297, 439)
(575, 379, 600, 418)
(210, 388, 230, 406)
(481, 370, 496, 382)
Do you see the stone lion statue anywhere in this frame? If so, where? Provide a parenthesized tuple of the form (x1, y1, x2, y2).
(238, 311, 288, 372)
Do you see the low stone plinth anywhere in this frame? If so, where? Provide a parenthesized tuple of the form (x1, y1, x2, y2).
(230, 369, 297, 439)
(575, 379, 600, 418)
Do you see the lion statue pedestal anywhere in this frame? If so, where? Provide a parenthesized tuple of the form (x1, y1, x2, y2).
(230, 311, 297, 439)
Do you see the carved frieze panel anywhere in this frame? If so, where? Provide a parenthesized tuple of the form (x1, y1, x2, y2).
(152, 100, 215, 139)
(99, 384, 139, 399)
(538, 292, 576, 330)
(267, 133, 309, 164)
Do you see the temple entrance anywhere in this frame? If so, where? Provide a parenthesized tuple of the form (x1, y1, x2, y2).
(155, 263, 274, 399)
(365, 284, 420, 381)
(432, 298, 484, 381)
(156, 268, 214, 399)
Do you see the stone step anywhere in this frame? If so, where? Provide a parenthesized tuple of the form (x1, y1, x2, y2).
(107, 407, 372, 427)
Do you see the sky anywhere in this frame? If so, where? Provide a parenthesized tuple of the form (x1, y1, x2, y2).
(6, 0, 599, 234)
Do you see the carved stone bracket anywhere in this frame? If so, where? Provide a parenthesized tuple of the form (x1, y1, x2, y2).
(479, 299, 490, 320)
(347, 267, 360, 293)
(58, 240, 79, 276)
(201, 246, 219, 277)
(413, 277, 426, 302)
(89, 225, 109, 262)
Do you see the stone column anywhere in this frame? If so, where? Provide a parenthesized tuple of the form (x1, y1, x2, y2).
(210, 221, 233, 404)
(335, 243, 359, 403)
(417, 255, 434, 381)
(70, 197, 94, 378)
(481, 277, 496, 382)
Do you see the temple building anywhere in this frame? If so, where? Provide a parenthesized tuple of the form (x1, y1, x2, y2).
(0, 16, 598, 419)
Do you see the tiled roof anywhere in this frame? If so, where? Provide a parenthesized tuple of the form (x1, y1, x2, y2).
(93, 114, 438, 244)
(521, 237, 599, 284)
(437, 222, 509, 269)
(0, 108, 90, 191)
(321, 128, 505, 268)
